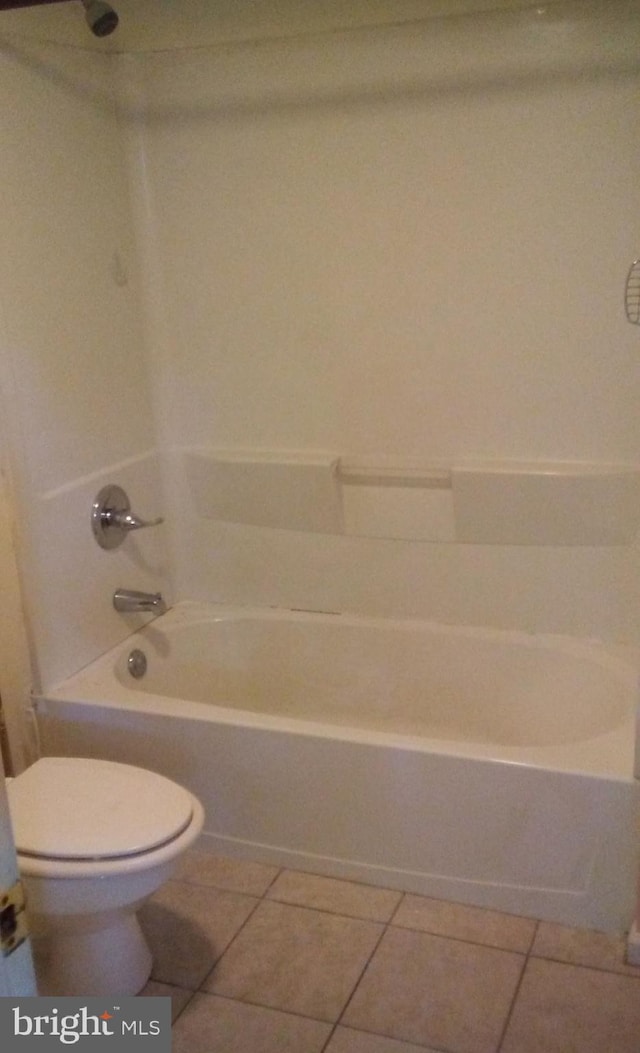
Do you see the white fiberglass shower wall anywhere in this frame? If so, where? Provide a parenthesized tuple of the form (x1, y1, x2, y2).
(0, 0, 637, 696)
(123, 1, 640, 651)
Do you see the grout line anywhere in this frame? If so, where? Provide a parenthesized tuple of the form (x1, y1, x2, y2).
(389, 918, 535, 956)
(261, 894, 401, 925)
(334, 915, 390, 1028)
(526, 919, 540, 957)
(318, 1021, 339, 1052)
(189, 989, 343, 1031)
(261, 865, 284, 897)
(495, 922, 537, 1052)
(528, 952, 640, 978)
(266, 862, 407, 898)
(195, 893, 265, 991)
(170, 988, 197, 1025)
(200, 990, 328, 1021)
(387, 890, 407, 925)
(332, 1022, 452, 1053)
(168, 865, 284, 899)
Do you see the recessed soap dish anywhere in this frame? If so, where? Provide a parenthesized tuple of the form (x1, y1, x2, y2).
(625, 259, 640, 325)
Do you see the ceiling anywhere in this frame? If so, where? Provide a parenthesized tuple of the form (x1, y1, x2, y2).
(0, 0, 617, 53)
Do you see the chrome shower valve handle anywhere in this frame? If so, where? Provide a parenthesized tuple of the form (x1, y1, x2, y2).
(112, 509, 164, 532)
(92, 484, 164, 550)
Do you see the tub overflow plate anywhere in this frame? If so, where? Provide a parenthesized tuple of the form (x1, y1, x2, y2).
(127, 649, 147, 679)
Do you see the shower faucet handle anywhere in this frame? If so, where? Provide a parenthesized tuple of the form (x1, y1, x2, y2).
(92, 484, 164, 550)
(112, 509, 164, 532)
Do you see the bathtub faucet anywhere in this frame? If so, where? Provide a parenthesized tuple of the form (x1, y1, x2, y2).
(113, 588, 167, 615)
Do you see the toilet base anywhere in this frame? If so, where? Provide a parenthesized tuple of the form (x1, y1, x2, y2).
(31, 911, 153, 997)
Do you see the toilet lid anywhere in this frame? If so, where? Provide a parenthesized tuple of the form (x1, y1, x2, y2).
(8, 757, 195, 861)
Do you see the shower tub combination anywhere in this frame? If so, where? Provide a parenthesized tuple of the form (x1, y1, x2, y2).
(35, 602, 640, 932)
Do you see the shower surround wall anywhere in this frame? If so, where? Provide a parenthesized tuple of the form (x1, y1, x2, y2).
(0, 37, 169, 693)
(0, 1, 639, 695)
(123, 4, 640, 643)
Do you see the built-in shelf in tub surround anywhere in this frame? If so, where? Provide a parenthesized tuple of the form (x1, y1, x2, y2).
(184, 449, 343, 533)
(182, 449, 640, 546)
(452, 463, 640, 546)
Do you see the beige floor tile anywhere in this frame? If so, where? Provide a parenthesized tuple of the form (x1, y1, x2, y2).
(172, 993, 331, 1053)
(138, 980, 193, 1021)
(502, 957, 640, 1053)
(139, 879, 258, 989)
(177, 850, 280, 895)
(343, 926, 524, 1053)
(326, 1025, 441, 1052)
(203, 899, 383, 1021)
(392, 894, 536, 953)
(267, 869, 402, 921)
(532, 921, 640, 977)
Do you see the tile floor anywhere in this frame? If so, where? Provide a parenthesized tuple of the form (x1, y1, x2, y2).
(138, 850, 640, 1053)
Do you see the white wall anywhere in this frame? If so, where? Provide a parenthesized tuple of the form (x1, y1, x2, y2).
(126, 3, 640, 642)
(1, 1, 640, 697)
(0, 37, 170, 689)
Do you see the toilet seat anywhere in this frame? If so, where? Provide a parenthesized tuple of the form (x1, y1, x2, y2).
(8, 757, 195, 862)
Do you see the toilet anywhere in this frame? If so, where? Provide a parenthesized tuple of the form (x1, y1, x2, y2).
(7, 756, 204, 997)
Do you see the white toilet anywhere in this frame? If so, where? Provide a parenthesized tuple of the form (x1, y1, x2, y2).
(7, 756, 204, 997)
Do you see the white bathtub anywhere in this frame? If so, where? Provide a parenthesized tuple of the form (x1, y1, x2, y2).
(34, 602, 640, 932)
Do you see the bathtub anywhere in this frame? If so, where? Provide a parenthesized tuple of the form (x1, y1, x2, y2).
(34, 602, 640, 932)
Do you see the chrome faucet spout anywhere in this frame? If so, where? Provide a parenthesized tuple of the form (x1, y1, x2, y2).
(113, 588, 167, 615)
